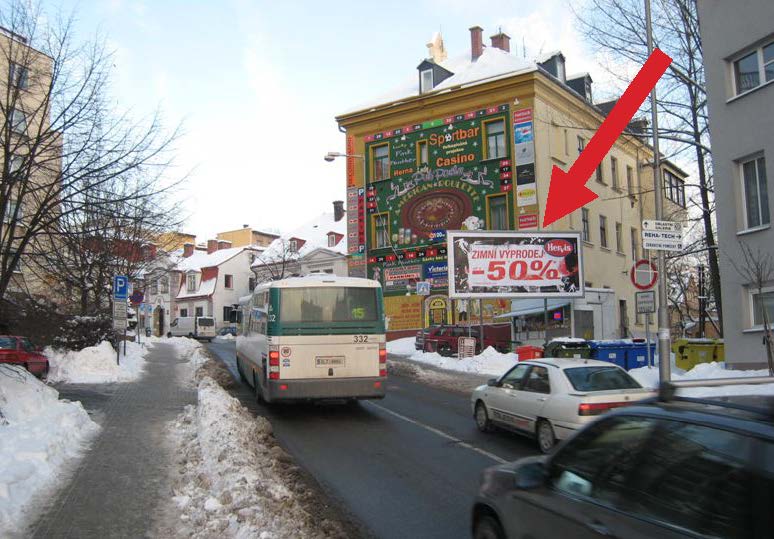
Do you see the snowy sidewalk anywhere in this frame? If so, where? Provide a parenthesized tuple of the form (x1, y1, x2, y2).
(28, 343, 196, 539)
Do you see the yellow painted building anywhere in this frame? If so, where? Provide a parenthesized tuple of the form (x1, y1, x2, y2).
(335, 29, 687, 339)
(155, 231, 197, 252)
(216, 226, 279, 248)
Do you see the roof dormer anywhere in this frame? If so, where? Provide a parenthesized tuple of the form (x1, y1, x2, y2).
(538, 51, 566, 83)
(416, 59, 454, 94)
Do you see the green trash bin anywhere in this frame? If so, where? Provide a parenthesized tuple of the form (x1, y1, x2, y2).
(544, 339, 592, 359)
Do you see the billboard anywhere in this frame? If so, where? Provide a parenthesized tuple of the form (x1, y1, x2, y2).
(447, 231, 584, 298)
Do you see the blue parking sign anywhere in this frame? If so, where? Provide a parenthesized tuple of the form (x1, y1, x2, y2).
(113, 275, 129, 300)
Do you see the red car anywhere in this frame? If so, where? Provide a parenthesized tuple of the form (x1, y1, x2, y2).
(0, 335, 49, 378)
(422, 324, 515, 356)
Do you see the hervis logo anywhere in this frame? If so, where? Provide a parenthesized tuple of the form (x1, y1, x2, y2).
(544, 239, 574, 257)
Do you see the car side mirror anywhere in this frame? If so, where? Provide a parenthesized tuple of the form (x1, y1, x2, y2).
(487, 378, 498, 387)
(514, 461, 548, 490)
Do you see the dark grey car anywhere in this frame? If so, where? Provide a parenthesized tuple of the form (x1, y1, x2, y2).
(472, 394, 774, 538)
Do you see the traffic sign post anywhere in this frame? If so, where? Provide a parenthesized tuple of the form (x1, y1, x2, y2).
(636, 291, 656, 314)
(632, 262, 658, 369)
(113, 275, 129, 365)
(642, 221, 683, 252)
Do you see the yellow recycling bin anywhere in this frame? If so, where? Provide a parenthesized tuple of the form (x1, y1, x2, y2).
(673, 339, 717, 371)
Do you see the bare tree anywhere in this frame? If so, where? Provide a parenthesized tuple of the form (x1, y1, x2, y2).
(0, 1, 180, 321)
(727, 242, 774, 374)
(251, 239, 301, 284)
(574, 0, 722, 333)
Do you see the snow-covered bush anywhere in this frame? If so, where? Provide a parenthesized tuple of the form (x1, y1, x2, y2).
(52, 315, 115, 351)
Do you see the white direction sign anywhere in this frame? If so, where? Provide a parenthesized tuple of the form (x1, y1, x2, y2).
(642, 238, 683, 252)
(642, 220, 682, 232)
(636, 291, 656, 314)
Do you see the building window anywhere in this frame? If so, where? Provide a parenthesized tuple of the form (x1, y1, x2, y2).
(611, 157, 619, 189)
(288, 239, 298, 253)
(733, 41, 774, 95)
(328, 234, 336, 247)
(195, 306, 203, 317)
(420, 69, 433, 93)
(150, 279, 159, 295)
(9, 155, 23, 174)
(9, 108, 26, 134)
(248, 277, 255, 292)
(630, 227, 639, 260)
(615, 222, 623, 253)
(596, 161, 604, 184)
(180, 308, 188, 317)
(563, 129, 568, 155)
(371, 144, 390, 182)
(160, 277, 169, 294)
(187, 274, 196, 291)
(599, 215, 608, 248)
(487, 194, 508, 230)
(664, 170, 686, 208)
(752, 289, 774, 327)
(417, 140, 428, 166)
(223, 306, 233, 324)
(372, 213, 389, 248)
(9, 63, 28, 89)
(582, 208, 591, 242)
(626, 165, 634, 194)
(2, 200, 21, 224)
(577, 136, 585, 154)
(741, 156, 769, 229)
(224, 274, 233, 289)
(484, 119, 506, 160)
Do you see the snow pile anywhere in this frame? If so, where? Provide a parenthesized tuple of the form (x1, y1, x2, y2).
(166, 377, 345, 538)
(0, 366, 98, 535)
(386, 337, 417, 356)
(409, 346, 517, 376)
(45, 340, 148, 384)
(629, 361, 774, 397)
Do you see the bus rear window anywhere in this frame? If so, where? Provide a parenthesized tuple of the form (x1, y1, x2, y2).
(280, 287, 378, 323)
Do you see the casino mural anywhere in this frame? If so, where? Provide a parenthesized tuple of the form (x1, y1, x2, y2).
(362, 104, 520, 330)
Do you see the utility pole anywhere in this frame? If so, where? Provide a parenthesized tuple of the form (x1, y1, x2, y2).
(645, 0, 671, 382)
(698, 264, 706, 338)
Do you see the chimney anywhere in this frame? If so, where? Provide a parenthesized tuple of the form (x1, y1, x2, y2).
(490, 31, 510, 53)
(217, 240, 232, 250)
(333, 200, 345, 222)
(183, 243, 194, 258)
(469, 26, 483, 61)
(242, 224, 249, 229)
(207, 239, 218, 254)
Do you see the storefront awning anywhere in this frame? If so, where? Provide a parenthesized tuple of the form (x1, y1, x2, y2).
(495, 299, 571, 318)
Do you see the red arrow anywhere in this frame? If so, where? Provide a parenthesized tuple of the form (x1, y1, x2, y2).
(542, 49, 672, 228)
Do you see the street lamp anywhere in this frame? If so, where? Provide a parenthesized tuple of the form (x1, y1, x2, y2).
(325, 151, 367, 278)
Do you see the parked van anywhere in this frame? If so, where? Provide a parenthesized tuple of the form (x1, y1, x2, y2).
(167, 316, 217, 341)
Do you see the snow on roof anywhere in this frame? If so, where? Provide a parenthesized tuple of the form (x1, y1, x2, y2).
(176, 247, 253, 273)
(535, 49, 563, 63)
(253, 212, 346, 266)
(177, 277, 217, 300)
(342, 47, 536, 115)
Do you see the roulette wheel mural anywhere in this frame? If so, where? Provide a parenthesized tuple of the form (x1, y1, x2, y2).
(400, 189, 473, 239)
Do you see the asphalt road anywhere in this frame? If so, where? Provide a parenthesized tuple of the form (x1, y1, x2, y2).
(207, 341, 539, 539)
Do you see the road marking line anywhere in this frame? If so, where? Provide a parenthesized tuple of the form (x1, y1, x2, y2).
(365, 401, 508, 464)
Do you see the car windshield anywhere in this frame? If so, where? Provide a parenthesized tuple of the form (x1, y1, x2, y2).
(0, 337, 15, 349)
(564, 366, 642, 391)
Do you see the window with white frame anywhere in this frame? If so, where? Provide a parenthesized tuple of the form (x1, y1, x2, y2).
(485, 119, 506, 160)
(224, 274, 233, 289)
(328, 233, 336, 248)
(9, 63, 28, 89)
(372, 144, 390, 181)
(741, 155, 769, 229)
(160, 276, 169, 294)
(420, 69, 433, 93)
(288, 239, 298, 253)
(9, 108, 26, 134)
(180, 308, 188, 317)
(626, 165, 634, 194)
(187, 274, 196, 291)
(664, 170, 686, 208)
(150, 279, 159, 295)
(733, 41, 774, 95)
(630, 227, 639, 260)
(751, 288, 774, 327)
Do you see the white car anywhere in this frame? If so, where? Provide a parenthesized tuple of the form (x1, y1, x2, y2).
(471, 358, 654, 453)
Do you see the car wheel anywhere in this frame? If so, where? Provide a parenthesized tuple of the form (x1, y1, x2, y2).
(438, 343, 452, 357)
(474, 514, 505, 539)
(475, 401, 493, 432)
(166, 332, 172, 338)
(188, 333, 194, 338)
(536, 419, 556, 454)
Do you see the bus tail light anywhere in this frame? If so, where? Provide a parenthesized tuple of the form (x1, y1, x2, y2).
(269, 349, 280, 366)
(379, 344, 387, 377)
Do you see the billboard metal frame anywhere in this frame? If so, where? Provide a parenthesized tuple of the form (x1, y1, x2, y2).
(447, 230, 584, 299)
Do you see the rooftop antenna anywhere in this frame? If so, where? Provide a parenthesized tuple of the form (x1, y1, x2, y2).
(522, 36, 526, 58)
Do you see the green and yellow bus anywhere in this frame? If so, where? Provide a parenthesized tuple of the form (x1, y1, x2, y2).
(236, 274, 386, 403)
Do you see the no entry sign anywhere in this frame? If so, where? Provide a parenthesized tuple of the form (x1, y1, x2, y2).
(630, 259, 658, 290)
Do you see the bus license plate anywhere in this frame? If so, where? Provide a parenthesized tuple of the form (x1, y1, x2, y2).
(316, 356, 345, 367)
